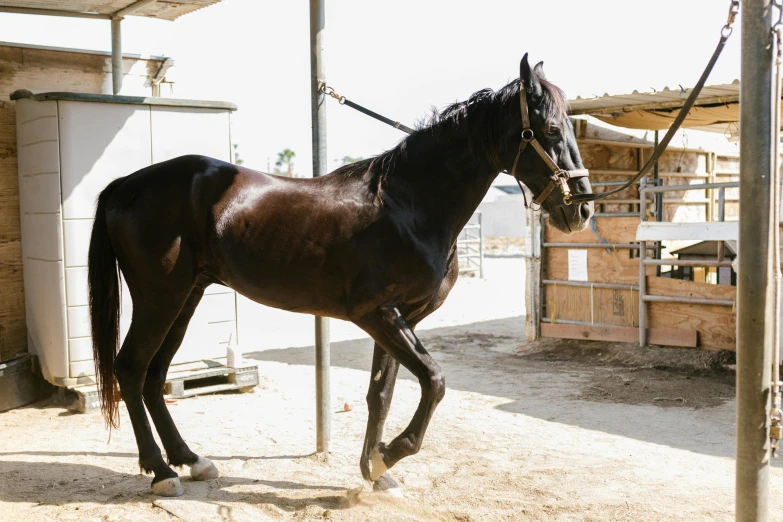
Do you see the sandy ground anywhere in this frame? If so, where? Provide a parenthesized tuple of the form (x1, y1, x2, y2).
(1, 258, 781, 521)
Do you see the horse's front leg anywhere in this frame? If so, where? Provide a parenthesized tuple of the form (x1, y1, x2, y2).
(359, 343, 400, 490)
(355, 305, 445, 481)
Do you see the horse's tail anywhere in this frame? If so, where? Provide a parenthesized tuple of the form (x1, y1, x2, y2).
(88, 177, 126, 430)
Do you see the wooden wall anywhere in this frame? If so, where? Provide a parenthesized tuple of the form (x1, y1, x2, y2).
(541, 120, 739, 351)
(0, 43, 162, 361)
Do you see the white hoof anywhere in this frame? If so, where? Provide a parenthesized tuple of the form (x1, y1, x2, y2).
(152, 477, 184, 497)
(189, 457, 219, 481)
(368, 447, 388, 482)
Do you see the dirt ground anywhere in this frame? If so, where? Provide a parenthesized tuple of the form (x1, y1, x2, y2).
(1, 315, 780, 522)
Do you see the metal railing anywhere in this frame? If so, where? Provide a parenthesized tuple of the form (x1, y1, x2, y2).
(637, 178, 739, 346)
(457, 212, 484, 278)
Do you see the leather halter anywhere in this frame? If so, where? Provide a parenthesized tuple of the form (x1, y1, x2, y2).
(508, 79, 589, 210)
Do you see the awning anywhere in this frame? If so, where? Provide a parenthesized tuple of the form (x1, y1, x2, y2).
(569, 81, 743, 133)
(0, 1, 224, 21)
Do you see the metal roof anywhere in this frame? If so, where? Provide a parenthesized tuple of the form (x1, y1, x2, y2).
(671, 240, 738, 257)
(11, 89, 237, 110)
(0, 1, 224, 21)
(568, 81, 742, 132)
(569, 81, 739, 116)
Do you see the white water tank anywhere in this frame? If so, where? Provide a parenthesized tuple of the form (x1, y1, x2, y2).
(12, 91, 238, 386)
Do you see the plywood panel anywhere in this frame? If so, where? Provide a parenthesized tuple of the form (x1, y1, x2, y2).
(546, 247, 652, 285)
(646, 276, 736, 351)
(543, 285, 590, 323)
(647, 276, 737, 301)
(545, 216, 640, 244)
(593, 287, 639, 327)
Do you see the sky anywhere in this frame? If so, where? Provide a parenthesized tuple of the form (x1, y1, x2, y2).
(0, 0, 742, 175)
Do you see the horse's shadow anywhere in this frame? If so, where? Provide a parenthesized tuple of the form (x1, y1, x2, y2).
(0, 460, 348, 511)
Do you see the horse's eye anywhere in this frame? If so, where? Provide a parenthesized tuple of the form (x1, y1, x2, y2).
(546, 126, 561, 137)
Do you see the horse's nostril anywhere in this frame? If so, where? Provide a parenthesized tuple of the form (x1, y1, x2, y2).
(579, 203, 592, 221)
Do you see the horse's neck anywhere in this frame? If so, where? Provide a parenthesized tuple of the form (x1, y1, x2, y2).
(382, 130, 501, 248)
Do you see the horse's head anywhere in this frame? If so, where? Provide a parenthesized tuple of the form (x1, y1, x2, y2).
(508, 54, 593, 233)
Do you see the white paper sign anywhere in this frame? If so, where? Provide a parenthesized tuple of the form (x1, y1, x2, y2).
(567, 249, 588, 282)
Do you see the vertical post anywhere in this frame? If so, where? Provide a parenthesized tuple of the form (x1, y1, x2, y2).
(638, 177, 647, 347)
(478, 212, 484, 279)
(653, 131, 663, 276)
(309, 0, 330, 453)
(737, 0, 775, 520)
(523, 207, 538, 341)
(110, 17, 123, 95)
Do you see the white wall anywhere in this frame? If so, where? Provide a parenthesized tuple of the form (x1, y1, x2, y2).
(477, 194, 527, 238)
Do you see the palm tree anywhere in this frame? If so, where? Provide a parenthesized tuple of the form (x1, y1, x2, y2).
(335, 155, 363, 167)
(275, 149, 296, 177)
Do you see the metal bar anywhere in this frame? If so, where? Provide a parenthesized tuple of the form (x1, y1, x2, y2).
(115, 0, 158, 18)
(543, 280, 639, 291)
(0, 6, 110, 19)
(309, 0, 330, 454)
(719, 187, 726, 222)
(639, 177, 647, 347)
(111, 17, 122, 95)
(588, 168, 709, 178)
(592, 181, 637, 187)
(642, 181, 739, 193)
(539, 212, 545, 339)
(737, 0, 775, 518)
(478, 213, 484, 279)
(594, 212, 641, 218)
(541, 317, 635, 329)
(654, 131, 663, 273)
(642, 295, 734, 307)
(543, 242, 643, 249)
(643, 258, 734, 268)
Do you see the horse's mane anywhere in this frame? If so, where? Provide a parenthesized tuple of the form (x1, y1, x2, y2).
(338, 76, 568, 197)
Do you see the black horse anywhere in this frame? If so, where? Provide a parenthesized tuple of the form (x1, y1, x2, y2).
(88, 54, 593, 496)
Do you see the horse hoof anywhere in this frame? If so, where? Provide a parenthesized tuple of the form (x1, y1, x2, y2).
(152, 477, 184, 497)
(190, 457, 219, 481)
(368, 447, 388, 482)
(373, 473, 403, 498)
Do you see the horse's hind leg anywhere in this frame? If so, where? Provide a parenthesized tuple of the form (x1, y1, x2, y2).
(142, 284, 219, 481)
(114, 291, 191, 497)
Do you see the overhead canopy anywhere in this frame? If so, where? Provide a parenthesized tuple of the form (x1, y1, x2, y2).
(0, 0, 224, 21)
(569, 81, 742, 134)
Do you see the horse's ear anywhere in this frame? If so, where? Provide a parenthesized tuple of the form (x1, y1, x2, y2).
(533, 61, 547, 81)
(520, 54, 542, 97)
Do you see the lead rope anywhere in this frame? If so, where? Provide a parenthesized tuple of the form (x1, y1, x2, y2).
(568, 0, 740, 204)
(319, 83, 415, 134)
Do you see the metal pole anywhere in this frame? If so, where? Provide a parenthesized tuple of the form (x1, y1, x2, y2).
(639, 177, 647, 347)
(737, 0, 775, 519)
(309, 0, 330, 453)
(110, 17, 122, 95)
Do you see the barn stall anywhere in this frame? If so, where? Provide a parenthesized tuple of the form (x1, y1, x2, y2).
(527, 83, 748, 352)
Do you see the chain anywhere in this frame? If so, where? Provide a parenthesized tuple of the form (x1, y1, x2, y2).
(318, 82, 345, 104)
(722, 0, 740, 37)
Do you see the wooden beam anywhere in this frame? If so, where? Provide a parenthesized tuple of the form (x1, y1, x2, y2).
(541, 323, 698, 348)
